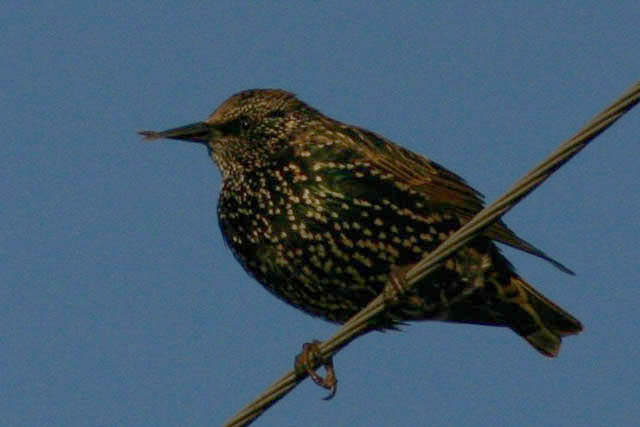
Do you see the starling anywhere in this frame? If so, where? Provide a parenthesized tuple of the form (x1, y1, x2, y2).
(140, 89, 582, 361)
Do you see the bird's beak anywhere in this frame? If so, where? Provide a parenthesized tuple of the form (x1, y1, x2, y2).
(138, 121, 217, 144)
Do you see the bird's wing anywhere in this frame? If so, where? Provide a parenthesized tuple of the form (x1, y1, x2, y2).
(342, 126, 573, 275)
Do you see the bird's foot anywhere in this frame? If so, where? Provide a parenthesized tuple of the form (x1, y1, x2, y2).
(383, 264, 415, 306)
(294, 340, 337, 400)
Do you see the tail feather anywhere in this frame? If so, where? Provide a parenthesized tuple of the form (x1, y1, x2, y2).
(511, 277, 583, 357)
(523, 328, 562, 357)
(438, 273, 582, 357)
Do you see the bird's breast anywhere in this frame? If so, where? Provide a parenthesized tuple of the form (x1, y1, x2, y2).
(216, 156, 465, 322)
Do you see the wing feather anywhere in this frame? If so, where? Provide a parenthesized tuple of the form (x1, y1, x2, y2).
(339, 125, 573, 274)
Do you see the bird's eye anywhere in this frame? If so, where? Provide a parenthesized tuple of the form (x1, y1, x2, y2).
(268, 110, 285, 118)
(220, 117, 251, 134)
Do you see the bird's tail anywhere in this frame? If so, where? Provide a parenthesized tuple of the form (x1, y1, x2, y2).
(505, 276, 583, 357)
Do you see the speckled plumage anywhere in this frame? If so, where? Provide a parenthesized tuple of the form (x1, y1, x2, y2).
(140, 89, 582, 356)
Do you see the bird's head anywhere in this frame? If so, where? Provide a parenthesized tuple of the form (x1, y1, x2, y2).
(139, 89, 314, 144)
(138, 89, 318, 175)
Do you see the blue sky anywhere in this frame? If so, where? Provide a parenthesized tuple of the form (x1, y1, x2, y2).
(3, 2, 639, 426)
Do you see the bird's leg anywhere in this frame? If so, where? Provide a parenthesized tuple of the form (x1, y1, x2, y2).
(383, 264, 415, 306)
(294, 340, 337, 400)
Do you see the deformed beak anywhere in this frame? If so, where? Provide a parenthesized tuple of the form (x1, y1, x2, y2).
(138, 121, 217, 144)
